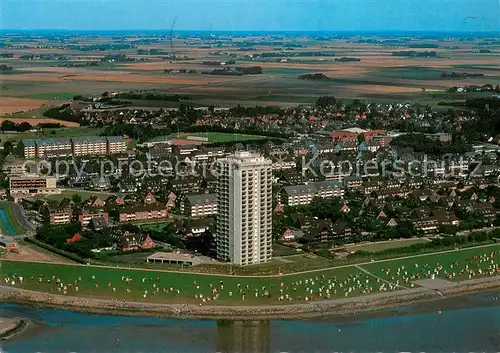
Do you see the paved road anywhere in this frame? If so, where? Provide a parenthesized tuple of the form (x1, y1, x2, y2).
(354, 264, 409, 289)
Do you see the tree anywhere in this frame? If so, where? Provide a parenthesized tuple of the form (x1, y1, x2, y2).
(3, 141, 13, 155)
(316, 96, 337, 107)
(71, 194, 82, 204)
(18, 122, 32, 132)
(1, 120, 16, 132)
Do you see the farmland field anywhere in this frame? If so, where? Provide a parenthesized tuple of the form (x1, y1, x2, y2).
(1, 34, 499, 107)
(1, 244, 498, 305)
(0, 97, 48, 115)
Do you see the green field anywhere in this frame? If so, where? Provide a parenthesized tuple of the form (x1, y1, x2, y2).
(25, 92, 80, 101)
(346, 238, 430, 253)
(0, 260, 381, 305)
(0, 127, 103, 143)
(43, 189, 116, 202)
(151, 132, 268, 143)
(1, 244, 498, 305)
(367, 67, 445, 80)
(362, 245, 500, 283)
(0, 201, 27, 235)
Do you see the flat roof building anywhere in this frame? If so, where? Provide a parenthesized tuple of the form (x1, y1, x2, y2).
(146, 252, 204, 266)
(9, 175, 60, 196)
(216, 151, 273, 265)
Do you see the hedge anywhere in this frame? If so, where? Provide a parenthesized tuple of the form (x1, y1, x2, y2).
(24, 237, 88, 264)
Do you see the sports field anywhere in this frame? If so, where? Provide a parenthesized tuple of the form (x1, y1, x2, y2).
(151, 132, 268, 143)
(1, 244, 498, 305)
(43, 189, 116, 202)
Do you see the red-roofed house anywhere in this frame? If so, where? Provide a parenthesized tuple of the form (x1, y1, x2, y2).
(66, 233, 81, 244)
(330, 131, 357, 143)
(274, 203, 284, 215)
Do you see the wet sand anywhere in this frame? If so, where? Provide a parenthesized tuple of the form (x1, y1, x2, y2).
(0, 317, 28, 340)
(1, 276, 499, 320)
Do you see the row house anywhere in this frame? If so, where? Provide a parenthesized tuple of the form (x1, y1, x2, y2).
(78, 209, 109, 227)
(119, 232, 155, 252)
(148, 143, 172, 159)
(119, 202, 169, 222)
(374, 187, 408, 200)
(172, 144, 199, 156)
(344, 176, 363, 189)
(170, 177, 202, 194)
(181, 193, 217, 217)
(281, 181, 345, 206)
(182, 217, 215, 238)
(279, 228, 305, 242)
(49, 207, 72, 225)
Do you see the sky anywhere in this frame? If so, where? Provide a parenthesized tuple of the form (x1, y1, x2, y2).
(1, 0, 499, 32)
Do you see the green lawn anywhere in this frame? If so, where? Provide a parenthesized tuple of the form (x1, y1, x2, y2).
(139, 222, 166, 232)
(1, 244, 498, 305)
(346, 238, 430, 253)
(0, 260, 378, 305)
(127, 139, 138, 149)
(43, 189, 115, 202)
(151, 132, 268, 143)
(359, 244, 500, 283)
(25, 92, 79, 101)
(0, 127, 103, 143)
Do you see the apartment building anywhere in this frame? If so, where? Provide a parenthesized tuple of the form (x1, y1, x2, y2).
(36, 138, 72, 158)
(78, 210, 109, 227)
(216, 151, 273, 265)
(22, 136, 126, 159)
(23, 140, 37, 159)
(72, 136, 107, 156)
(181, 193, 217, 217)
(49, 207, 72, 225)
(106, 135, 127, 154)
(119, 202, 169, 222)
(9, 175, 60, 196)
(281, 181, 345, 206)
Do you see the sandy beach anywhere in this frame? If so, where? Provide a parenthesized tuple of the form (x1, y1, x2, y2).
(1, 276, 499, 320)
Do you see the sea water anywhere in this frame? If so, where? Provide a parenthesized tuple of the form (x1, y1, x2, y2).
(0, 209, 16, 235)
(1, 291, 499, 353)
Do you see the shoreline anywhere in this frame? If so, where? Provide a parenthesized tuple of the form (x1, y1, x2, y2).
(1, 276, 499, 320)
(0, 317, 28, 341)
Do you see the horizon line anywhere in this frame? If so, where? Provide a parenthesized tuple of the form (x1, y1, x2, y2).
(1, 29, 499, 34)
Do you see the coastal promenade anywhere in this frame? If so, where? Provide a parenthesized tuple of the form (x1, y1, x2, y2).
(1, 276, 499, 320)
